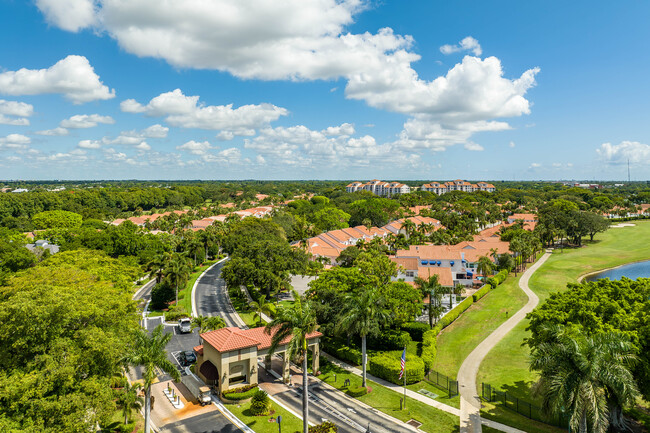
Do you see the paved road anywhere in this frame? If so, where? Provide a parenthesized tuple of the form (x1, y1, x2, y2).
(158, 411, 240, 433)
(458, 252, 552, 433)
(194, 259, 245, 328)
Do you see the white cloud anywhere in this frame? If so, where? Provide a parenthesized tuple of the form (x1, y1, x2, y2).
(529, 162, 541, 169)
(597, 141, 650, 165)
(464, 142, 484, 151)
(176, 140, 242, 164)
(440, 36, 482, 56)
(36, 127, 70, 136)
(0, 55, 115, 104)
(0, 99, 34, 117)
(36, 0, 97, 32)
(509, 141, 516, 148)
(323, 123, 355, 136)
(0, 115, 29, 126)
(121, 89, 288, 131)
(76, 124, 168, 150)
(177, 140, 213, 156)
(0, 134, 31, 150)
(552, 162, 562, 168)
(60, 114, 115, 128)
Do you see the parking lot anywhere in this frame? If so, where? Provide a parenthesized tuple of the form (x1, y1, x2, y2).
(145, 317, 202, 381)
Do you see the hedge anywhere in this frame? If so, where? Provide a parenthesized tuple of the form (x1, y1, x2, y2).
(347, 385, 368, 397)
(472, 284, 491, 302)
(400, 322, 430, 341)
(368, 330, 412, 351)
(487, 270, 508, 289)
(438, 296, 474, 330)
(369, 352, 424, 385)
(308, 421, 338, 433)
(421, 329, 437, 372)
(323, 338, 362, 365)
(223, 385, 259, 400)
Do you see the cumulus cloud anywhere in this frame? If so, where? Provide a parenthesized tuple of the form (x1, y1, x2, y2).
(177, 140, 213, 156)
(0, 134, 31, 150)
(440, 36, 482, 56)
(529, 162, 541, 169)
(464, 142, 484, 151)
(60, 114, 115, 128)
(36, 1, 538, 152)
(0, 99, 34, 126)
(121, 89, 288, 133)
(35, 0, 97, 32)
(0, 55, 115, 104)
(509, 141, 516, 148)
(76, 124, 168, 150)
(176, 140, 242, 164)
(36, 127, 70, 136)
(597, 141, 650, 165)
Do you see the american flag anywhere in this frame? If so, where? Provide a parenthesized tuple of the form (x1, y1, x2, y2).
(398, 347, 406, 380)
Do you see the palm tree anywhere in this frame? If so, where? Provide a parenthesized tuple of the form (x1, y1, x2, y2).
(205, 316, 226, 331)
(530, 325, 639, 433)
(415, 275, 443, 327)
(164, 252, 192, 306)
(250, 295, 276, 325)
(125, 325, 181, 433)
(401, 218, 417, 239)
(146, 252, 171, 284)
(476, 255, 494, 284)
(116, 381, 143, 425)
(336, 288, 390, 387)
(265, 291, 318, 433)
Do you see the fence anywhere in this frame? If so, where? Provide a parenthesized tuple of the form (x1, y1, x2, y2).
(481, 383, 567, 429)
(425, 370, 458, 397)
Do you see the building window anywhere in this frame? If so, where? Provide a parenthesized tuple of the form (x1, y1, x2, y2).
(406, 271, 414, 277)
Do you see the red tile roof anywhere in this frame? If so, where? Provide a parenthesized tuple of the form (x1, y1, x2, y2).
(201, 326, 322, 353)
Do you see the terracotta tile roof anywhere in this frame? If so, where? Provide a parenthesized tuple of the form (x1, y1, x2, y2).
(194, 345, 204, 356)
(417, 267, 454, 286)
(201, 326, 322, 353)
(391, 257, 420, 270)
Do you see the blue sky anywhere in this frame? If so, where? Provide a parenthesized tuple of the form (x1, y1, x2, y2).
(0, 0, 649, 181)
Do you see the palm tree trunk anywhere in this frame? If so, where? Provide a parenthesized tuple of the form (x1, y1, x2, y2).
(579, 412, 587, 433)
(175, 285, 178, 306)
(302, 348, 309, 433)
(361, 335, 367, 388)
(124, 408, 128, 425)
(144, 386, 151, 433)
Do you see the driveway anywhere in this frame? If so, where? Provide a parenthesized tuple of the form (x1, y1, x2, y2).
(194, 259, 244, 327)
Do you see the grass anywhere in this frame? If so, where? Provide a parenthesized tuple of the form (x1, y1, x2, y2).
(177, 259, 218, 312)
(229, 293, 260, 328)
(318, 359, 460, 433)
(99, 407, 144, 433)
(226, 399, 303, 433)
(433, 263, 530, 378)
(477, 221, 650, 425)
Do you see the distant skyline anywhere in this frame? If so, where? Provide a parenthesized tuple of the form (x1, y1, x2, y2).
(0, 1, 649, 181)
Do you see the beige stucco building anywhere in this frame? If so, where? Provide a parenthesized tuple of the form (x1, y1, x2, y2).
(194, 326, 321, 394)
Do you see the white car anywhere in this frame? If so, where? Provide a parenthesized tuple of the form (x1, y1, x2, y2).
(178, 317, 192, 334)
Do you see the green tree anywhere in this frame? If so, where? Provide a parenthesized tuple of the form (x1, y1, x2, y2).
(265, 291, 318, 433)
(336, 288, 390, 387)
(476, 255, 494, 283)
(164, 252, 192, 306)
(414, 274, 444, 327)
(312, 208, 351, 232)
(125, 325, 181, 433)
(32, 210, 83, 229)
(530, 325, 639, 433)
(249, 295, 276, 326)
(116, 381, 143, 425)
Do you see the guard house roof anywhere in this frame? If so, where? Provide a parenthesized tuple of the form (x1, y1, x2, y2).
(201, 326, 322, 353)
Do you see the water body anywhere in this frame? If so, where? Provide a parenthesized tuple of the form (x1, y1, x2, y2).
(585, 260, 650, 282)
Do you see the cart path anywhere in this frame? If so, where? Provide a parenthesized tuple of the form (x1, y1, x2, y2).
(458, 251, 552, 433)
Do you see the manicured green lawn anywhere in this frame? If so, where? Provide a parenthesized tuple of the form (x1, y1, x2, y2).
(433, 263, 530, 378)
(225, 399, 303, 433)
(318, 359, 460, 433)
(478, 221, 650, 414)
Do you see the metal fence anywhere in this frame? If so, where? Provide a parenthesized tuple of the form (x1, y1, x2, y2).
(425, 370, 458, 397)
(481, 383, 567, 429)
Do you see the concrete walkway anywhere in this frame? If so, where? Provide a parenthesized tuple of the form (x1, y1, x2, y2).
(458, 251, 552, 433)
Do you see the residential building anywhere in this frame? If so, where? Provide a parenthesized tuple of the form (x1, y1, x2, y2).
(420, 180, 495, 195)
(346, 180, 411, 197)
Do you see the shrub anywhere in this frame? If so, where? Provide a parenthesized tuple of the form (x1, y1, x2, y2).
(249, 390, 272, 415)
(151, 282, 175, 310)
(368, 352, 424, 385)
(368, 329, 412, 351)
(472, 285, 491, 302)
(308, 421, 338, 433)
(486, 277, 497, 288)
(165, 307, 189, 322)
(223, 385, 259, 401)
(438, 297, 473, 329)
(323, 338, 362, 365)
(400, 322, 430, 341)
(421, 329, 437, 372)
(346, 385, 368, 397)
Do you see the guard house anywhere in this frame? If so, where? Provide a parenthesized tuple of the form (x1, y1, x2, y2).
(193, 326, 322, 394)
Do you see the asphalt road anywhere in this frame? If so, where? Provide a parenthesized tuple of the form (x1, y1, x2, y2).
(194, 259, 243, 328)
(158, 411, 240, 433)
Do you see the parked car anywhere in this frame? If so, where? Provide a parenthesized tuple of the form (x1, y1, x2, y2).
(178, 317, 192, 334)
(178, 350, 197, 366)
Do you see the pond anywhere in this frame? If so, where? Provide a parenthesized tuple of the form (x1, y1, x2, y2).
(585, 260, 650, 282)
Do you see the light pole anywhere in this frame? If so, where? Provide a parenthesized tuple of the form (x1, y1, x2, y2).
(277, 415, 282, 433)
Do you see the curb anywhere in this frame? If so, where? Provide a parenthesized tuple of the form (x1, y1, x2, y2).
(191, 257, 228, 317)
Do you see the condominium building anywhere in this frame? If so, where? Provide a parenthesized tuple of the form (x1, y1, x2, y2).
(420, 179, 496, 195)
(346, 180, 411, 197)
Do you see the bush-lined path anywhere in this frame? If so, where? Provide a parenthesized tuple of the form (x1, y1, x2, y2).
(458, 251, 552, 433)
